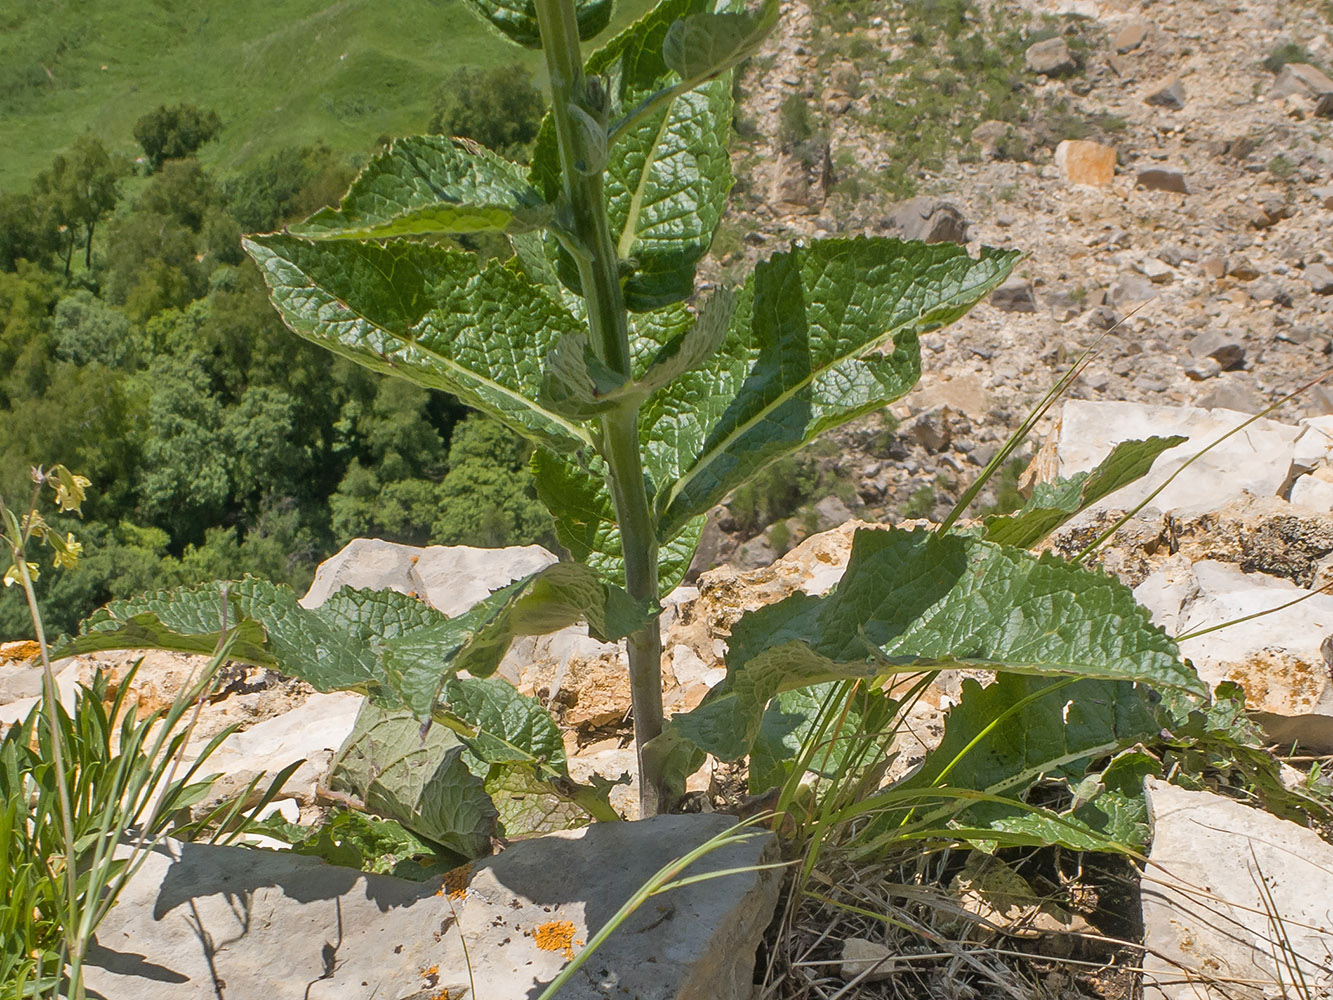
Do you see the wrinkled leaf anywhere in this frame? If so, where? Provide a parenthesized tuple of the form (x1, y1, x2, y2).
(866, 675, 1173, 852)
(288, 137, 550, 240)
(655, 239, 1019, 535)
(441, 677, 566, 769)
(462, 0, 612, 47)
(243, 234, 591, 452)
(330, 700, 497, 860)
(532, 447, 704, 594)
(984, 436, 1186, 549)
(748, 683, 866, 794)
(539, 332, 629, 418)
(672, 527, 1200, 761)
(532, 0, 737, 310)
(662, 0, 778, 87)
(61, 568, 643, 718)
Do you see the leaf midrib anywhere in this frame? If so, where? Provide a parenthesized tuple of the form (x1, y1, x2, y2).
(662, 265, 1008, 523)
(617, 103, 676, 260)
(255, 239, 594, 449)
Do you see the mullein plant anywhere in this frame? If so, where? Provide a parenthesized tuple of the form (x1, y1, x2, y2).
(65, 0, 1214, 866)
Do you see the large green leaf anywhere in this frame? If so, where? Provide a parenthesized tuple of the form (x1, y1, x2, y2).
(242, 234, 592, 452)
(532, 446, 704, 594)
(531, 0, 737, 310)
(654, 239, 1019, 535)
(671, 527, 1201, 761)
(330, 700, 497, 859)
(58, 566, 643, 718)
(855, 676, 1172, 853)
(437, 676, 613, 833)
(983, 435, 1186, 549)
(461, 0, 613, 47)
(287, 137, 550, 241)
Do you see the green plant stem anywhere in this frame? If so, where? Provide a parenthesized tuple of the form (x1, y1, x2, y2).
(534, 0, 666, 816)
(8, 537, 83, 999)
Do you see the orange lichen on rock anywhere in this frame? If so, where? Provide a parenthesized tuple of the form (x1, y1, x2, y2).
(437, 864, 473, 900)
(0, 640, 42, 663)
(532, 920, 578, 959)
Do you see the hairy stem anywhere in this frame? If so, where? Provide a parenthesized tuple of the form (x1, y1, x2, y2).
(534, 0, 666, 816)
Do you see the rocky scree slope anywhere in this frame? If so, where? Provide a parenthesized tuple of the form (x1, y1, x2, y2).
(693, 0, 1333, 566)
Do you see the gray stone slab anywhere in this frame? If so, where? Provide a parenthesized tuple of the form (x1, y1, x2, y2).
(85, 814, 780, 1000)
(1142, 779, 1333, 1000)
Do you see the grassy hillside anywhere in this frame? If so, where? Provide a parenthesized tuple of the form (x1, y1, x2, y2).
(0, 0, 652, 191)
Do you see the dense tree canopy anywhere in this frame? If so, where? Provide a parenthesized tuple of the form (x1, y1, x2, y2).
(0, 126, 555, 639)
(427, 64, 545, 158)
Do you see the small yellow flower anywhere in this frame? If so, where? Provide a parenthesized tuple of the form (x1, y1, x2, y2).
(50, 533, 82, 571)
(3, 561, 39, 587)
(50, 466, 91, 515)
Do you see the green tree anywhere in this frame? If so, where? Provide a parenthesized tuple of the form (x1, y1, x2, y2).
(433, 414, 552, 548)
(135, 351, 232, 540)
(223, 143, 354, 232)
(0, 192, 58, 272)
(427, 64, 545, 158)
(31, 136, 124, 274)
(132, 103, 223, 171)
(52, 291, 134, 368)
(102, 162, 223, 321)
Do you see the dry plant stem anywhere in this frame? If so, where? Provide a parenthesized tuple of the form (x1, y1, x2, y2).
(534, 0, 666, 816)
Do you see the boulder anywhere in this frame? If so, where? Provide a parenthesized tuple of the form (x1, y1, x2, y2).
(884, 197, 969, 244)
(196, 691, 364, 814)
(1134, 558, 1333, 750)
(1050, 399, 1301, 516)
(988, 278, 1038, 312)
(1025, 37, 1077, 76)
(1142, 779, 1333, 1000)
(1144, 76, 1185, 109)
(1112, 19, 1148, 53)
(1304, 261, 1333, 295)
(812, 495, 854, 532)
(1136, 168, 1190, 194)
(1270, 62, 1333, 100)
(300, 538, 557, 615)
(1187, 331, 1245, 370)
(769, 142, 831, 214)
(85, 815, 781, 1000)
(1054, 138, 1116, 186)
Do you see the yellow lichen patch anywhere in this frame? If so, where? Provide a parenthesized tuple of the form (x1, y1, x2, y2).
(437, 864, 473, 900)
(0, 640, 41, 663)
(532, 920, 578, 960)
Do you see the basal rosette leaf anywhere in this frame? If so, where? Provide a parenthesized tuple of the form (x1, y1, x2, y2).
(330, 700, 496, 860)
(984, 435, 1187, 549)
(671, 527, 1201, 761)
(59, 567, 646, 719)
(287, 136, 551, 241)
(461, 0, 613, 48)
(851, 676, 1173, 854)
(654, 239, 1020, 536)
(242, 234, 592, 453)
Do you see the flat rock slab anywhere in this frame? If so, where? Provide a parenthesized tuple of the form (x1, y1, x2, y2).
(300, 539, 557, 616)
(1053, 400, 1302, 517)
(1142, 779, 1333, 1000)
(1134, 558, 1333, 751)
(85, 814, 780, 1000)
